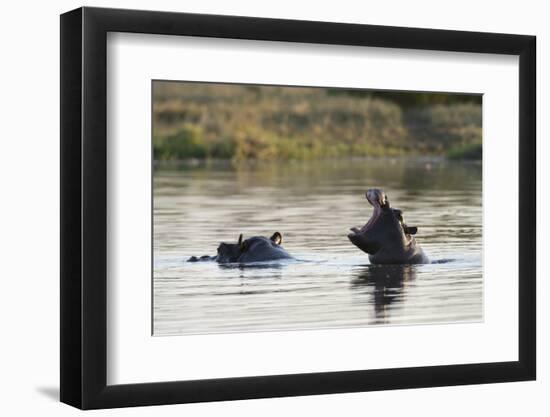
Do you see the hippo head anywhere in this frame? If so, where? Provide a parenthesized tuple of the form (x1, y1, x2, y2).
(216, 232, 284, 263)
(348, 189, 418, 257)
(216, 235, 244, 263)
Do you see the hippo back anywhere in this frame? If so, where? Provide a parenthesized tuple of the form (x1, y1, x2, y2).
(237, 236, 292, 263)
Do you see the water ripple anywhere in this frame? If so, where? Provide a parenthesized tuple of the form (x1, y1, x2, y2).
(154, 159, 482, 336)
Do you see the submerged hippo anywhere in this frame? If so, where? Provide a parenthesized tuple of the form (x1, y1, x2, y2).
(188, 232, 293, 263)
(348, 189, 429, 265)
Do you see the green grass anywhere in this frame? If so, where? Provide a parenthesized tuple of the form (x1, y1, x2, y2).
(152, 83, 482, 161)
(447, 142, 483, 160)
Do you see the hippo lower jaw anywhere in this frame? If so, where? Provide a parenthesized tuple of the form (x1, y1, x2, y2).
(347, 229, 378, 255)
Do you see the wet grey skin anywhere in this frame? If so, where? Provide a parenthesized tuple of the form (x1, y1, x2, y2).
(187, 232, 293, 263)
(348, 189, 429, 265)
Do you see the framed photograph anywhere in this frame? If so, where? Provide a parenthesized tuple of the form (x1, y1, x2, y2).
(60, 6, 536, 409)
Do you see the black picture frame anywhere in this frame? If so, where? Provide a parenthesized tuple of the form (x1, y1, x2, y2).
(60, 6, 536, 410)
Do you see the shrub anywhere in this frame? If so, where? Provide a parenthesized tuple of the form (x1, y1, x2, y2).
(447, 142, 482, 160)
(154, 125, 207, 160)
(152, 83, 482, 161)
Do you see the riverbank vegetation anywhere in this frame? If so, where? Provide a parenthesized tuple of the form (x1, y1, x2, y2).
(153, 82, 482, 162)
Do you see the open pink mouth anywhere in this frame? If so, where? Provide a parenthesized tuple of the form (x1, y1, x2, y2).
(349, 189, 388, 236)
(359, 202, 382, 232)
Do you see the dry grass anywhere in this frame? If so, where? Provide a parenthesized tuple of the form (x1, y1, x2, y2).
(152, 82, 482, 161)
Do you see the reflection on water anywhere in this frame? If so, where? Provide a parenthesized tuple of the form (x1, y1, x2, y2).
(154, 158, 482, 336)
(351, 265, 415, 325)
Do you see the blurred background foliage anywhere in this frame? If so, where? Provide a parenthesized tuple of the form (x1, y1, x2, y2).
(153, 82, 482, 162)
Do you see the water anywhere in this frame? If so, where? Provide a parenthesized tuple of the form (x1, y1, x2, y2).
(153, 158, 482, 336)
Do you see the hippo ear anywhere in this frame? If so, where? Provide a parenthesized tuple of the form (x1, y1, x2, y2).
(238, 234, 243, 246)
(270, 232, 282, 245)
(404, 226, 418, 235)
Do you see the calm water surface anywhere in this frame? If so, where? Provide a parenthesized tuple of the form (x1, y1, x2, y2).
(153, 158, 482, 336)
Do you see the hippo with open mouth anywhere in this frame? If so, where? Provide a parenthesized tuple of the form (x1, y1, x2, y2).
(348, 189, 429, 265)
(188, 232, 293, 263)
